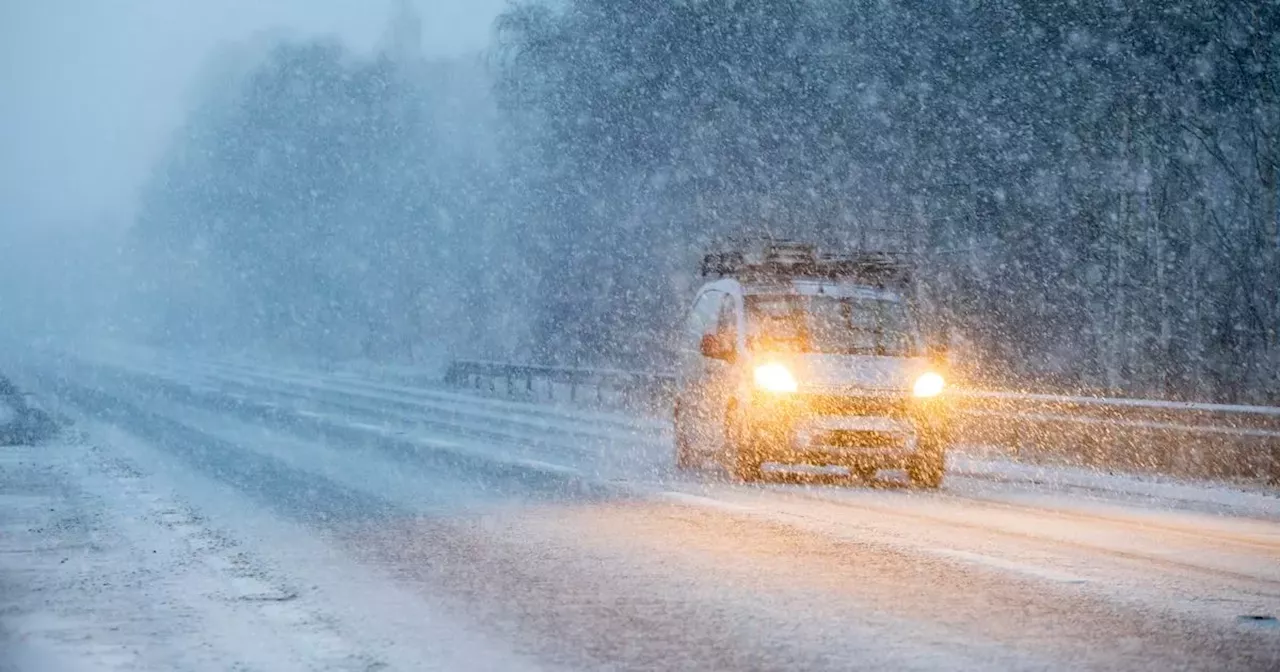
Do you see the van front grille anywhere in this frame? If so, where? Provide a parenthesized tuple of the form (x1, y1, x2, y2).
(815, 429, 908, 448)
(804, 394, 909, 418)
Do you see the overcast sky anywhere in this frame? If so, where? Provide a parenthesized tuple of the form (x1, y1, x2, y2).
(0, 0, 505, 236)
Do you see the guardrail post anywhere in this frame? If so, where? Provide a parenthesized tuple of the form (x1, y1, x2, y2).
(1269, 439, 1280, 487)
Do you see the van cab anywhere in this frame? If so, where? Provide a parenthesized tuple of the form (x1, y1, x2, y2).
(672, 240, 951, 487)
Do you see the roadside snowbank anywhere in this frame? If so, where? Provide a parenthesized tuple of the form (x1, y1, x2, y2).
(0, 373, 57, 445)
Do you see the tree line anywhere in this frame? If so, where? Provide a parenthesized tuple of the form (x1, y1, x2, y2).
(132, 1, 1279, 404)
(130, 28, 527, 363)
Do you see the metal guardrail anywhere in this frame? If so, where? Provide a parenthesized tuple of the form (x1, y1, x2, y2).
(443, 359, 677, 406)
(444, 359, 1280, 485)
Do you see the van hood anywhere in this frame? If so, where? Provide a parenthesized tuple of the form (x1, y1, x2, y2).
(778, 353, 931, 394)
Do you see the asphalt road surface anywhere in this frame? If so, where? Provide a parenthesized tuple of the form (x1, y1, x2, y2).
(2, 346, 1278, 671)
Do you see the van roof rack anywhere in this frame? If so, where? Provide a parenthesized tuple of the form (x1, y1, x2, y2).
(700, 238, 912, 287)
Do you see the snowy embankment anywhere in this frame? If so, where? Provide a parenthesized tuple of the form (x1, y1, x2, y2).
(0, 377, 22, 440)
(0, 374, 56, 446)
(1, 434, 318, 671)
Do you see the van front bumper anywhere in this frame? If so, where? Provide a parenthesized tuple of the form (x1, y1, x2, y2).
(737, 390, 951, 468)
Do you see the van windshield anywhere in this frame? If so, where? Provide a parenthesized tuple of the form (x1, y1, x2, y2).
(745, 294, 921, 356)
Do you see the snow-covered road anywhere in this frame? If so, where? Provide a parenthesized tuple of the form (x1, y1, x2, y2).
(3, 349, 1278, 671)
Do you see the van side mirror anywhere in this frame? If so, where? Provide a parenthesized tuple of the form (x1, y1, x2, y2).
(928, 323, 952, 363)
(700, 333, 734, 361)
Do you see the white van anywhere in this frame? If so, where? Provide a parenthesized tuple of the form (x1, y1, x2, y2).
(672, 240, 951, 486)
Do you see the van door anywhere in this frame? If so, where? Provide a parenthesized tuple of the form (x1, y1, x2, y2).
(693, 292, 742, 457)
(677, 289, 721, 384)
(677, 289, 723, 449)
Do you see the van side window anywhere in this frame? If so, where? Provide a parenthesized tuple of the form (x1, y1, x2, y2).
(716, 294, 738, 345)
(688, 290, 723, 340)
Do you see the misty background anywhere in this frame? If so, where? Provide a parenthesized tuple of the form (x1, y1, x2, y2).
(2, 1, 1277, 404)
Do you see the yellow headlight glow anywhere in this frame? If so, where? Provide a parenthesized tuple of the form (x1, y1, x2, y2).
(754, 363, 798, 393)
(913, 371, 945, 397)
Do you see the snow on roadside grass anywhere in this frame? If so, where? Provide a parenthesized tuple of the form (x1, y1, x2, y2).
(950, 453, 1280, 517)
(0, 376, 20, 436)
(0, 431, 392, 672)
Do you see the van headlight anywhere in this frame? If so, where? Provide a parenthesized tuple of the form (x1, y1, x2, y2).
(913, 371, 945, 398)
(754, 363, 797, 393)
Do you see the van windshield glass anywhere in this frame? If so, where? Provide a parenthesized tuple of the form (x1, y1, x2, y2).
(745, 294, 920, 356)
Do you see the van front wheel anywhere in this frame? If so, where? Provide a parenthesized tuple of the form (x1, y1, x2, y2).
(731, 448, 763, 482)
(673, 402, 697, 471)
(907, 440, 946, 489)
(723, 404, 763, 482)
